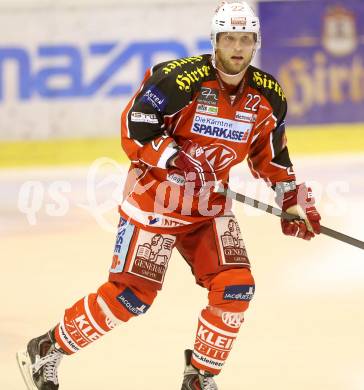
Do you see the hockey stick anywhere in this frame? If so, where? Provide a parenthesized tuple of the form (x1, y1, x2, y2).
(216, 187, 364, 250)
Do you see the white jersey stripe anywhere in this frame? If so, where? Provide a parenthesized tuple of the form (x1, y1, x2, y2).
(198, 314, 238, 338)
(192, 350, 225, 369)
(97, 296, 123, 325)
(84, 296, 107, 336)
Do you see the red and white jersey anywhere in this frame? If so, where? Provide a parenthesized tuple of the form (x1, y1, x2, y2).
(119, 54, 295, 232)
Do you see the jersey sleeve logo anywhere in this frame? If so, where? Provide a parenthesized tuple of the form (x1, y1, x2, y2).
(130, 112, 159, 124)
(141, 85, 167, 112)
(161, 55, 204, 74)
(175, 65, 212, 92)
(252, 71, 286, 101)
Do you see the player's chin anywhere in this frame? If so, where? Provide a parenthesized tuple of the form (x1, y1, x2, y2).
(229, 60, 246, 73)
(225, 64, 243, 75)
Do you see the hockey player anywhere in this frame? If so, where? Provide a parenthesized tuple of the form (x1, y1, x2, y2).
(16, 2, 321, 390)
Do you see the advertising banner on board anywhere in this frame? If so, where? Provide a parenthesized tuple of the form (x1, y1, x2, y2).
(259, 0, 364, 125)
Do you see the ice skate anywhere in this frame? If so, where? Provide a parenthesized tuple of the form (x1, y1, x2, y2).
(16, 330, 63, 390)
(181, 349, 218, 390)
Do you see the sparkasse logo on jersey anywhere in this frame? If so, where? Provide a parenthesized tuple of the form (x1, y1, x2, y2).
(191, 114, 253, 143)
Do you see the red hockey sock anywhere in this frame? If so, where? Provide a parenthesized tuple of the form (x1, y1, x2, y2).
(54, 293, 116, 354)
(191, 308, 240, 375)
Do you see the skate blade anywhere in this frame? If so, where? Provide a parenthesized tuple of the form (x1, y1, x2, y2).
(16, 350, 37, 390)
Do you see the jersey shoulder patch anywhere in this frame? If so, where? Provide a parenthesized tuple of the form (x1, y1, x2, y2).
(247, 65, 287, 121)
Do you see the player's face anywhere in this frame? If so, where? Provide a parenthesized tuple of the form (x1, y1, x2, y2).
(215, 32, 256, 75)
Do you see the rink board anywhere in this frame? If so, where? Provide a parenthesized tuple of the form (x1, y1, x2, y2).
(1, 124, 364, 168)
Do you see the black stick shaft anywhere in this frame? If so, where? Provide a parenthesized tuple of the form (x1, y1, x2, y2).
(221, 188, 364, 250)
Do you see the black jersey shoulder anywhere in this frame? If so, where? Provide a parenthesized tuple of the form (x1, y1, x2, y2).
(247, 65, 287, 122)
(133, 54, 216, 117)
(152, 54, 216, 87)
(127, 55, 216, 144)
(150, 54, 215, 95)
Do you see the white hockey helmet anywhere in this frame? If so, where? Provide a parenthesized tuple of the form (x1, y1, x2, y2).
(211, 1, 261, 51)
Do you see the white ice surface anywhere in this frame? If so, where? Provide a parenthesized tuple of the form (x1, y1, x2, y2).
(1, 154, 363, 390)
